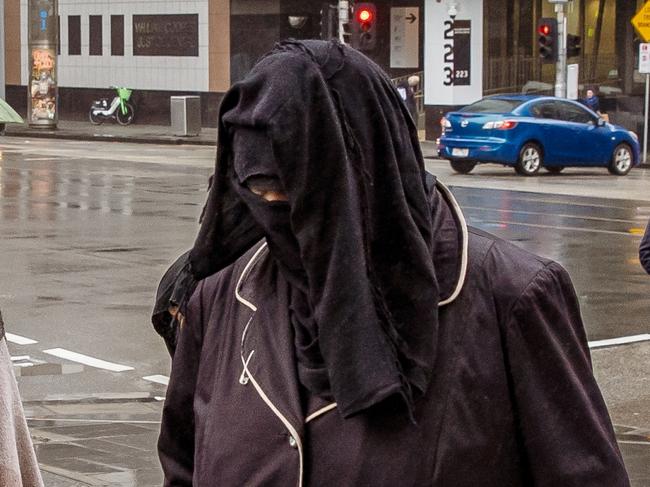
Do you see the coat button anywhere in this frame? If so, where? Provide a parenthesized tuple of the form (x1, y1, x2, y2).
(288, 435, 297, 448)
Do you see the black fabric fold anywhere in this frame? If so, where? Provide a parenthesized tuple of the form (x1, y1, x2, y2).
(188, 39, 439, 419)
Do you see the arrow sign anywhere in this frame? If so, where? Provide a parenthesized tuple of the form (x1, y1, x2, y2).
(406, 13, 417, 24)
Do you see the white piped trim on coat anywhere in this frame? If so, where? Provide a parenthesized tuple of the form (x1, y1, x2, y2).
(436, 182, 469, 307)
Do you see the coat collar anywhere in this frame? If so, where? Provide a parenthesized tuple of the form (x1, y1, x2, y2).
(231, 181, 468, 481)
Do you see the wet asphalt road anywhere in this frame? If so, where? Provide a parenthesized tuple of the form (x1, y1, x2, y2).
(0, 138, 648, 401)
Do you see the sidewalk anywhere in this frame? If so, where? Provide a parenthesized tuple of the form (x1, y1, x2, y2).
(27, 394, 649, 486)
(4, 120, 218, 146)
(2, 121, 440, 157)
(25, 396, 164, 487)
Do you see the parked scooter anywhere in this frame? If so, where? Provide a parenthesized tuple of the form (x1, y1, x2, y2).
(89, 86, 135, 125)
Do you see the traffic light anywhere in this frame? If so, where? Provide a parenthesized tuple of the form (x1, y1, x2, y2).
(350, 3, 377, 51)
(567, 34, 581, 57)
(537, 18, 558, 63)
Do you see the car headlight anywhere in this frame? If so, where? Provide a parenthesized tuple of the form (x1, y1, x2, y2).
(629, 131, 639, 142)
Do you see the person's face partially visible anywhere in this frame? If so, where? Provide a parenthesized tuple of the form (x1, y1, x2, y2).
(587, 89, 594, 98)
(248, 186, 288, 202)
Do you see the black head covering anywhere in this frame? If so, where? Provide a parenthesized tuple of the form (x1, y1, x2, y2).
(190, 40, 438, 419)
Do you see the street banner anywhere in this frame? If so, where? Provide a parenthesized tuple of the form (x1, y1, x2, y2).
(27, 0, 58, 127)
(424, 0, 483, 105)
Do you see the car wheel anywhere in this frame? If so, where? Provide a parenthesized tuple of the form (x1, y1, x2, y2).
(450, 160, 477, 174)
(515, 143, 542, 176)
(545, 166, 564, 174)
(608, 143, 633, 176)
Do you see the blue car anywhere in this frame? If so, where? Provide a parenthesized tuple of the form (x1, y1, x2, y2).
(438, 95, 640, 176)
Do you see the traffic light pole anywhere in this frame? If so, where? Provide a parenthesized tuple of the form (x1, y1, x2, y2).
(0, 0, 5, 100)
(338, 0, 349, 44)
(553, 1, 568, 98)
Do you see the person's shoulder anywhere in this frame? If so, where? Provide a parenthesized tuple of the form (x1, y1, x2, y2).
(467, 227, 566, 308)
(193, 241, 267, 304)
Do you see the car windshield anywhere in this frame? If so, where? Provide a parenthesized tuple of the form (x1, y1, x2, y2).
(459, 98, 525, 114)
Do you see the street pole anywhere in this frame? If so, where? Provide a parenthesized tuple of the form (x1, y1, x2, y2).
(643, 74, 650, 164)
(0, 0, 5, 100)
(553, 1, 568, 98)
(338, 0, 349, 44)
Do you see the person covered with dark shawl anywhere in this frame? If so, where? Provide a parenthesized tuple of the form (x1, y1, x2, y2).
(156, 40, 629, 487)
(0, 310, 44, 487)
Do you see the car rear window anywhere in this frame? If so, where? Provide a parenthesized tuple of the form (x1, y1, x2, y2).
(460, 98, 524, 114)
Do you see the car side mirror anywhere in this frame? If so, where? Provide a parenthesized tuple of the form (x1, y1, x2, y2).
(597, 117, 606, 127)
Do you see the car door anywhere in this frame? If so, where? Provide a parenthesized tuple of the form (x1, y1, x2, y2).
(554, 101, 609, 164)
(528, 100, 573, 164)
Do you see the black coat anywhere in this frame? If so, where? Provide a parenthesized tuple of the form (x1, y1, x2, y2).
(639, 219, 650, 274)
(158, 183, 629, 487)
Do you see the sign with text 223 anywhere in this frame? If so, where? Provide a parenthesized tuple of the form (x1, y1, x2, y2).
(424, 0, 483, 105)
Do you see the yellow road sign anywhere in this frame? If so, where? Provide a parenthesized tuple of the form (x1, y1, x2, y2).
(632, 1, 650, 42)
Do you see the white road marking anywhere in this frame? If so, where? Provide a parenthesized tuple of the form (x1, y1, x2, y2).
(588, 334, 650, 349)
(5, 333, 38, 345)
(42, 348, 134, 372)
(27, 417, 160, 424)
(10, 355, 31, 361)
(481, 220, 638, 237)
(13, 362, 34, 368)
(143, 375, 169, 386)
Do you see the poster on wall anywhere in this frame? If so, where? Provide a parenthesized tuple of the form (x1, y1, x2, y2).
(424, 0, 483, 105)
(29, 47, 57, 122)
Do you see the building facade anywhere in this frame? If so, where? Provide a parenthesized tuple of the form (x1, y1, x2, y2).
(2, 0, 643, 136)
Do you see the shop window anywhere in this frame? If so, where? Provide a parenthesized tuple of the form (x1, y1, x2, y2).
(89, 15, 102, 56)
(111, 15, 124, 56)
(68, 15, 81, 55)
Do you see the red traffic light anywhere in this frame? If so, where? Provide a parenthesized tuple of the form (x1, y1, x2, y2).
(356, 8, 373, 23)
(538, 24, 550, 36)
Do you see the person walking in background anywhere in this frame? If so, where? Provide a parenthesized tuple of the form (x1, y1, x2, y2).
(155, 40, 629, 486)
(582, 87, 601, 115)
(0, 310, 44, 487)
(397, 75, 419, 123)
(639, 220, 650, 274)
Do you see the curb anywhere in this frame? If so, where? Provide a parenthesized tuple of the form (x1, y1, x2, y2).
(23, 392, 161, 406)
(3, 130, 216, 146)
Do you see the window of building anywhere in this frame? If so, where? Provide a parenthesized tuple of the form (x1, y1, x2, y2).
(68, 15, 81, 55)
(111, 15, 124, 56)
(89, 15, 102, 56)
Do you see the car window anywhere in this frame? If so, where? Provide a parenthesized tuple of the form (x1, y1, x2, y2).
(459, 98, 524, 113)
(555, 102, 595, 124)
(529, 101, 556, 119)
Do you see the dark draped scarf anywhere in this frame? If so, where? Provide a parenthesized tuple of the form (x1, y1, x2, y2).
(177, 40, 439, 419)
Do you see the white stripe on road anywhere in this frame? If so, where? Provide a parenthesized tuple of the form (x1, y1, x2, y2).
(588, 334, 650, 349)
(481, 220, 638, 237)
(143, 375, 169, 386)
(10, 355, 31, 361)
(42, 348, 134, 372)
(5, 333, 38, 345)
